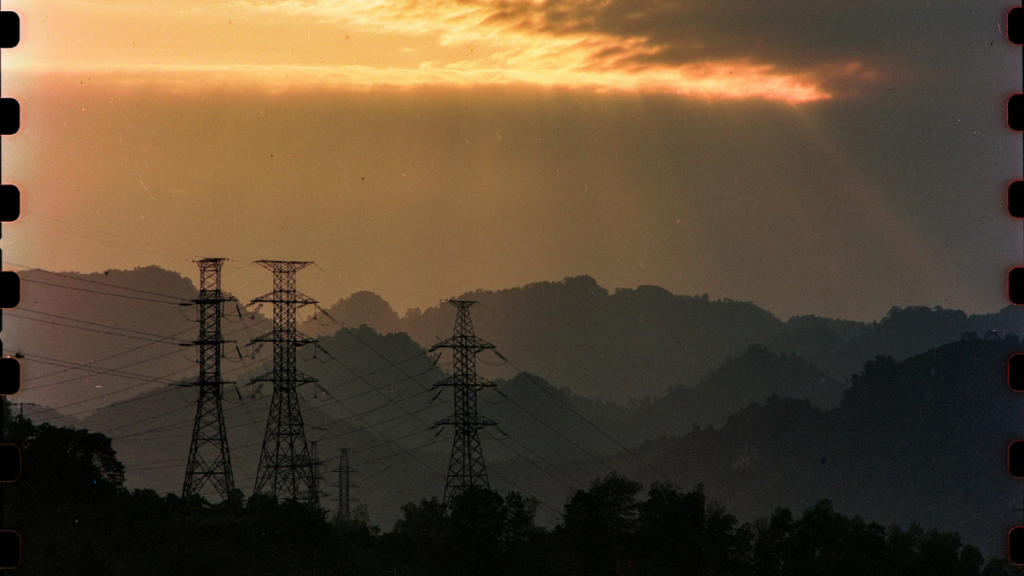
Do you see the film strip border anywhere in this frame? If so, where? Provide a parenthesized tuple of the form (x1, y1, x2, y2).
(0, 9, 22, 570)
(0, 6, 1020, 573)
(1010, 5, 1024, 567)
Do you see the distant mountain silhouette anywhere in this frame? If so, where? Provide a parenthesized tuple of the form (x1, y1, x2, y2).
(765, 305, 1024, 380)
(307, 275, 1024, 401)
(43, 288, 1021, 554)
(16, 266, 1024, 413)
(311, 290, 404, 333)
(311, 277, 787, 401)
(622, 336, 1022, 557)
(621, 344, 844, 441)
(62, 321, 850, 528)
(74, 325, 454, 530)
(11, 401, 80, 429)
(17, 264, 1022, 555)
(10, 267, 205, 414)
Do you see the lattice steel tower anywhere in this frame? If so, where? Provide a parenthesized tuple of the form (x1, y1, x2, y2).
(309, 440, 328, 509)
(335, 447, 358, 521)
(249, 260, 320, 508)
(182, 258, 236, 504)
(430, 300, 497, 506)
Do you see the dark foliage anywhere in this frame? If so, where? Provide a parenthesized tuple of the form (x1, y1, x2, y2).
(7, 401, 1023, 575)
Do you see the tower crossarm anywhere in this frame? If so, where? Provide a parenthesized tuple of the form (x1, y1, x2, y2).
(254, 260, 314, 273)
(432, 414, 497, 429)
(431, 374, 495, 390)
(429, 336, 495, 352)
(250, 292, 318, 306)
(192, 295, 233, 304)
(188, 337, 233, 346)
(249, 370, 318, 386)
(249, 330, 318, 346)
(182, 375, 234, 387)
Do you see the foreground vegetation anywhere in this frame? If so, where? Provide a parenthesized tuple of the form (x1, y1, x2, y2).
(8, 405, 1021, 575)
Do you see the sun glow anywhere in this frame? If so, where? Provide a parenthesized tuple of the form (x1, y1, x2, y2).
(232, 0, 835, 101)
(4, 0, 861, 102)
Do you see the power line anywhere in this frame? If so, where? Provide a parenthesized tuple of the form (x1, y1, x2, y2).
(112, 347, 573, 520)
(481, 429, 580, 492)
(18, 272, 600, 516)
(111, 380, 436, 445)
(20, 324, 237, 394)
(25, 319, 269, 420)
(8, 264, 194, 301)
(5, 313, 189, 345)
(130, 343, 452, 494)
(21, 354, 188, 387)
(477, 303, 671, 481)
(337, 318, 606, 490)
(12, 307, 191, 342)
(30, 299, 622, 500)
(14, 220, 196, 263)
(488, 354, 669, 481)
(20, 210, 203, 260)
(11, 304, 187, 353)
(327, 312, 582, 514)
(115, 398, 444, 483)
(28, 302, 270, 426)
(97, 344, 442, 442)
(19, 278, 185, 305)
(20, 325, 196, 386)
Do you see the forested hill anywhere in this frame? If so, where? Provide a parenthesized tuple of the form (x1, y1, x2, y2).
(306, 275, 1024, 401)
(11, 266, 1023, 411)
(624, 336, 1022, 558)
(64, 326, 1024, 558)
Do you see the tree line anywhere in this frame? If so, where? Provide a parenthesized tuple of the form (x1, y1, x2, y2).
(6, 403, 1022, 576)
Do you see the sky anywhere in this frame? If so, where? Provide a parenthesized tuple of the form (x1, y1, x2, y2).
(1, 0, 1021, 321)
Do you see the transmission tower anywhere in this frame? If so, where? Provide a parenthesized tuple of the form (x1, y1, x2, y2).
(309, 440, 329, 510)
(430, 300, 497, 506)
(335, 447, 358, 522)
(249, 260, 320, 508)
(182, 258, 236, 504)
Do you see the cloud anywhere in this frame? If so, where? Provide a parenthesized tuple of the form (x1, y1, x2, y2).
(234, 0, 877, 102)
(18, 0, 984, 102)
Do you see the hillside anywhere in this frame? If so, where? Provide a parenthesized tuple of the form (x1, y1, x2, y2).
(67, 323, 860, 529)
(11, 266, 1024, 412)
(62, 323, 1024, 555)
(307, 275, 1024, 401)
(8, 266, 270, 416)
(10, 265, 1024, 551)
(622, 344, 845, 441)
(308, 277, 784, 402)
(625, 336, 1022, 557)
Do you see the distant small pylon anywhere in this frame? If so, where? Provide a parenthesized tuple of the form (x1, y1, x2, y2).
(309, 440, 329, 510)
(335, 448, 359, 522)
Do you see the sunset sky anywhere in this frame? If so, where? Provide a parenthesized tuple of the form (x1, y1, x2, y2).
(1, 0, 1020, 320)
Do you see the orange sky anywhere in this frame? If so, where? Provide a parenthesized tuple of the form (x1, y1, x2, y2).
(0, 0, 1020, 321)
(1, 0, 858, 102)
